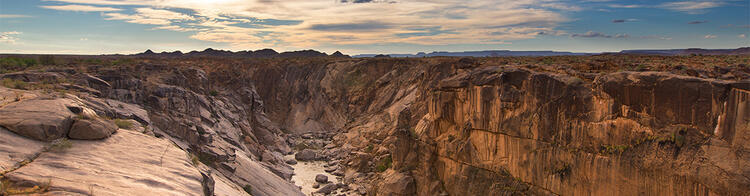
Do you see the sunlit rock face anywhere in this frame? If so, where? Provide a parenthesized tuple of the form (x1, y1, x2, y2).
(241, 57, 748, 195)
(405, 68, 749, 195)
(0, 56, 747, 196)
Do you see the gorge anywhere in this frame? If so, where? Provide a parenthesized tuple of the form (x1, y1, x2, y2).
(0, 54, 748, 196)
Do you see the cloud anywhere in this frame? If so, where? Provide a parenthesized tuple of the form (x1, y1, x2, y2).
(739, 34, 746, 38)
(571, 31, 628, 38)
(0, 31, 22, 44)
(540, 3, 583, 11)
(608, 4, 642, 8)
(104, 13, 171, 25)
(44, 0, 574, 49)
(570, 31, 671, 40)
(0, 14, 32, 18)
(688, 20, 708, 24)
(104, 8, 194, 25)
(40, 4, 122, 12)
(639, 35, 672, 40)
(722, 24, 750, 28)
(660, 1, 722, 14)
(341, 0, 378, 3)
(612, 19, 637, 23)
(134, 8, 194, 20)
(704, 34, 717, 39)
(308, 22, 392, 31)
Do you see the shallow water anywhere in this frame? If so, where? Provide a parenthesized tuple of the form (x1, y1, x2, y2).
(286, 155, 340, 195)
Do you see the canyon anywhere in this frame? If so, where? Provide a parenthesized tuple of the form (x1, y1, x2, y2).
(0, 54, 748, 196)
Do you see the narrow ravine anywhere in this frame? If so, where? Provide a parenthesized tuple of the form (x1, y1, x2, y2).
(286, 155, 341, 195)
(284, 131, 363, 196)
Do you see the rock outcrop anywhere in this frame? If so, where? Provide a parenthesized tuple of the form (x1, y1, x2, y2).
(68, 116, 118, 140)
(4, 129, 204, 195)
(1, 55, 748, 196)
(0, 99, 76, 141)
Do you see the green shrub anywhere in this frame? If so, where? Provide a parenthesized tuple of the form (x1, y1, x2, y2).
(0, 57, 37, 73)
(243, 185, 253, 194)
(114, 119, 133, 129)
(188, 153, 200, 166)
(1, 78, 28, 89)
(600, 145, 629, 155)
(375, 155, 392, 172)
(49, 138, 73, 152)
(365, 144, 374, 153)
(195, 152, 216, 166)
(38, 55, 56, 65)
(208, 90, 218, 96)
(554, 164, 572, 179)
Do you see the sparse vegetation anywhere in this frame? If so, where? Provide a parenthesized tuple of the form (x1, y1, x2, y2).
(365, 144, 374, 153)
(49, 138, 73, 152)
(188, 153, 200, 166)
(195, 152, 216, 166)
(0, 178, 52, 195)
(38, 55, 56, 65)
(375, 155, 393, 172)
(0, 57, 38, 74)
(407, 128, 417, 139)
(1, 78, 28, 90)
(600, 144, 629, 155)
(114, 119, 134, 129)
(208, 90, 219, 96)
(243, 185, 253, 194)
(553, 164, 572, 179)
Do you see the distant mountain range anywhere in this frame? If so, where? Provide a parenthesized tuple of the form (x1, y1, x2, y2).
(356, 47, 750, 57)
(134, 47, 749, 58)
(134, 48, 350, 58)
(617, 47, 750, 55)
(354, 50, 592, 57)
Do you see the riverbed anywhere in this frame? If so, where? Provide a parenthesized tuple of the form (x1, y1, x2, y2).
(286, 155, 340, 195)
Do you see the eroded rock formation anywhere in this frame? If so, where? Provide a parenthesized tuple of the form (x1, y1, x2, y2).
(0, 55, 747, 195)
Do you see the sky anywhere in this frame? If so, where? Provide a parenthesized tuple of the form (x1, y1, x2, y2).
(0, 0, 748, 55)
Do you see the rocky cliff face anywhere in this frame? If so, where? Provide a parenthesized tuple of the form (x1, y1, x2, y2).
(0, 55, 747, 195)
(251, 57, 748, 195)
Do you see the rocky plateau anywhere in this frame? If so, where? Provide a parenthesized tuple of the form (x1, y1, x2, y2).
(0, 54, 747, 196)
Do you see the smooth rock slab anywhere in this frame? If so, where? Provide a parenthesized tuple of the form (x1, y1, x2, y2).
(5, 129, 204, 196)
(0, 99, 76, 141)
(0, 127, 46, 172)
(227, 153, 305, 196)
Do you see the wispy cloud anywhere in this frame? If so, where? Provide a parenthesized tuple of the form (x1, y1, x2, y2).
(704, 34, 717, 39)
(571, 31, 628, 38)
(660, 1, 722, 14)
(722, 24, 750, 28)
(0, 32, 22, 44)
(42, 0, 575, 50)
(0, 14, 32, 18)
(104, 8, 193, 25)
(612, 19, 637, 23)
(571, 31, 671, 40)
(608, 4, 642, 8)
(40, 4, 122, 12)
(688, 20, 708, 24)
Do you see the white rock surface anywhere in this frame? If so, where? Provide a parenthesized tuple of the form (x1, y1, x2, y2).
(212, 171, 251, 196)
(5, 129, 204, 195)
(226, 152, 305, 196)
(0, 127, 46, 172)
